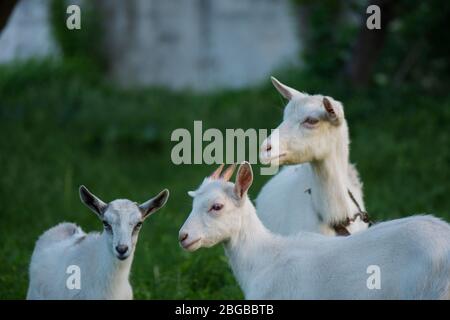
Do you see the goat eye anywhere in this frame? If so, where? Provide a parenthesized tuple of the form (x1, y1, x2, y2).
(302, 117, 319, 126)
(210, 203, 224, 211)
(103, 221, 112, 231)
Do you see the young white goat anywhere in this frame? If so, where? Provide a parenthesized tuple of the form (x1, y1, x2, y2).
(180, 163, 450, 299)
(27, 186, 169, 300)
(257, 77, 367, 236)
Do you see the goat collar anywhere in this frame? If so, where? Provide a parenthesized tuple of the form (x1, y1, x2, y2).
(331, 190, 373, 236)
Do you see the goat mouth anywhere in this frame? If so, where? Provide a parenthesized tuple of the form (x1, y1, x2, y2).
(260, 152, 287, 164)
(181, 238, 201, 251)
(116, 254, 130, 261)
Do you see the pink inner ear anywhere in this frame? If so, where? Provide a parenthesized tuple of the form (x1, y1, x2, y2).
(323, 98, 336, 116)
(235, 165, 252, 197)
(240, 174, 252, 192)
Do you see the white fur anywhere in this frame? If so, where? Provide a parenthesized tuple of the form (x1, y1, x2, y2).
(27, 187, 169, 300)
(180, 163, 450, 299)
(257, 77, 366, 235)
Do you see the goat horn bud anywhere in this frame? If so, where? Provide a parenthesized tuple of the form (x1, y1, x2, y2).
(221, 164, 236, 181)
(210, 163, 225, 180)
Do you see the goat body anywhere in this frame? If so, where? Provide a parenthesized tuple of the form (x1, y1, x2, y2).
(228, 201, 450, 299)
(27, 222, 133, 299)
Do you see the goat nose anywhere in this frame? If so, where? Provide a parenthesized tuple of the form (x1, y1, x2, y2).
(115, 245, 128, 255)
(179, 232, 188, 242)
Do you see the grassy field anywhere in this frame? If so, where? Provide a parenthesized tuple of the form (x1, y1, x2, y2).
(0, 60, 449, 299)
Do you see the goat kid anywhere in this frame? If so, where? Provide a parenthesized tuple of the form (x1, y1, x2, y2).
(27, 186, 169, 300)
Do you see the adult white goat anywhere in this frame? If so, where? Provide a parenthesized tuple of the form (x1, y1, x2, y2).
(257, 77, 367, 236)
(27, 186, 169, 300)
(179, 163, 450, 299)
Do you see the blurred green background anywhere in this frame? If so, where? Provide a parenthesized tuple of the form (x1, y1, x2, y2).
(0, 0, 449, 299)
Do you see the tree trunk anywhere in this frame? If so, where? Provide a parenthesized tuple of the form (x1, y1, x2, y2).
(346, 0, 396, 86)
(0, 0, 18, 32)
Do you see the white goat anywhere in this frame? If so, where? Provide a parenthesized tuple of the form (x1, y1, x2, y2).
(27, 186, 169, 300)
(179, 163, 450, 299)
(257, 77, 367, 236)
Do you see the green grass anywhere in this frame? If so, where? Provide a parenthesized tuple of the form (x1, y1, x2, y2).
(0, 59, 449, 299)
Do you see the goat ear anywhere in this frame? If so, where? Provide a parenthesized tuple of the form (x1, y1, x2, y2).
(234, 162, 253, 199)
(271, 76, 302, 100)
(187, 191, 196, 198)
(139, 189, 170, 219)
(79, 185, 107, 218)
(323, 97, 340, 125)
